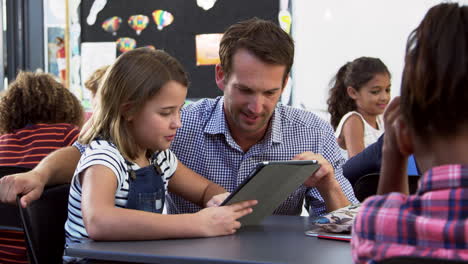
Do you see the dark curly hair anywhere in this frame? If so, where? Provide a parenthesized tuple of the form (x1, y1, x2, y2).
(0, 71, 84, 134)
(401, 3, 468, 140)
(327, 57, 390, 130)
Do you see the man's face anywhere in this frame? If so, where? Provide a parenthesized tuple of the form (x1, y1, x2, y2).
(216, 49, 286, 138)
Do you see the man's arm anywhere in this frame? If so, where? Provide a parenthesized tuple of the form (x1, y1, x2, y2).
(0, 146, 80, 207)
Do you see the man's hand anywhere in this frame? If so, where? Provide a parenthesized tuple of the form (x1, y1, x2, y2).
(0, 170, 46, 208)
(293, 152, 350, 212)
(293, 152, 335, 192)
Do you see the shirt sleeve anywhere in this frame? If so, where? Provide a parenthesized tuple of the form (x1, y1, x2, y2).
(306, 120, 359, 217)
(73, 141, 87, 154)
(157, 149, 178, 180)
(351, 193, 407, 264)
(75, 141, 128, 189)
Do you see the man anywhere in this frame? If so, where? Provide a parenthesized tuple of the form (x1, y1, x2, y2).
(169, 18, 356, 216)
(1, 18, 357, 216)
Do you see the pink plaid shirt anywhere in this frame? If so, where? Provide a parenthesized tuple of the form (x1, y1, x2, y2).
(352, 164, 468, 263)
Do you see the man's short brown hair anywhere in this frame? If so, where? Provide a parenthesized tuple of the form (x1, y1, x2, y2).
(219, 17, 294, 85)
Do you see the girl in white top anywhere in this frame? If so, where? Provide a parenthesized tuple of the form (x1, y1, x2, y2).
(64, 48, 256, 261)
(327, 57, 391, 158)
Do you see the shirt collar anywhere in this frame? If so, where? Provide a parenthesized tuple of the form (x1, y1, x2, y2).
(417, 164, 468, 194)
(204, 96, 283, 144)
(204, 97, 228, 135)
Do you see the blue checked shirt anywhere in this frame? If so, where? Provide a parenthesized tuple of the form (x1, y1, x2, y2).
(169, 97, 357, 217)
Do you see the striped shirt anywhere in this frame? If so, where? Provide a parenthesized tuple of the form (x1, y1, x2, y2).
(352, 164, 468, 263)
(169, 97, 357, 217)
(0, 123, 79, 264)
(64, 139, 177, 246)
(0, 123, 80, 168)
(0, 230, 27, 264)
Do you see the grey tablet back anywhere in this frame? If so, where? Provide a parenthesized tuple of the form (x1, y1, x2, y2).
(222, 160, 320, 226)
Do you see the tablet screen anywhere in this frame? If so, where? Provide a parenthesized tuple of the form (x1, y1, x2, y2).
(221, 160, 320, 226)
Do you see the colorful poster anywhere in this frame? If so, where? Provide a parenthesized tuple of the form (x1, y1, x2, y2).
(46, 27, 65, 80)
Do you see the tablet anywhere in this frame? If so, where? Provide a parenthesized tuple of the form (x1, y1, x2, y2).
(221, 160, 320, 226)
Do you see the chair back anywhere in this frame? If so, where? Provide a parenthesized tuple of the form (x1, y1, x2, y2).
(379, 256, 468, 264)
(0, 166, 32, 229)
(17, 184, 70, 264)
(353, 173, 420, 202)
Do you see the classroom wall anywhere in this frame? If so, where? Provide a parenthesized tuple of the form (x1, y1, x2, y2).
(291, 0, 446, 117)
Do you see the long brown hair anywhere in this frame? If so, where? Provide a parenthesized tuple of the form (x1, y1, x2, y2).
(79, 48, 188, 160)
(401, 3, 468, 140)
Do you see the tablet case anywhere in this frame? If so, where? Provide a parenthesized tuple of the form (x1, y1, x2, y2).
(221, 160, 320, 226)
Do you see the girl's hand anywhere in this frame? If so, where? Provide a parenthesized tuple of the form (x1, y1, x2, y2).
(378, 96, 410, 194)
(195, 199, 257, 237)
(206, 192, 230, 207)
(382, 97, 408, 162)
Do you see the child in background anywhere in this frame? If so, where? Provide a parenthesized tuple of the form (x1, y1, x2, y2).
(352, 3, 468, 262)
(64, 48, 256, 262)
(0, 71, 83, 168)
(82, 65, 109, 122)
(55, 37, 66, 85)
(327, 57, 391, 158)
(0, 71, 83, 264)
(84, 65, 109, 109)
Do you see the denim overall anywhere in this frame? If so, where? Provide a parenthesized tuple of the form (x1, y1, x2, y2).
(125, 155, 165, 213)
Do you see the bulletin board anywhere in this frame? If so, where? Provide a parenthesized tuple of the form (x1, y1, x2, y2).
(80, 0, 281, 99)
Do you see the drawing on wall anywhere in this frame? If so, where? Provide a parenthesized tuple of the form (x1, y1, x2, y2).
(128, 15, 149, 35)
(279, 0, 292, 34)
(278, 10, 292, 34)
(196, 0, 217, 11)
(152, 10, 174, 31)
(102, 16, 122, 35)
(116, 37, 136, 53)
(195, 33, 222, 66)
(80, 0, 281, 99)
(46, 27, 65, 81)
(87, 0, 108, 25)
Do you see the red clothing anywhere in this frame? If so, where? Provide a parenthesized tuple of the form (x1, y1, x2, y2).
(0, 123, 80, 263)
(0, 123, 79, 168)
(0, 230, 27, 264)
(352, 164, 468, 263)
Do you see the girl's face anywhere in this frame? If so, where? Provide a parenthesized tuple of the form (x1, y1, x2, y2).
(128, 80, 187, 154)
(349, 73, 391, 117)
